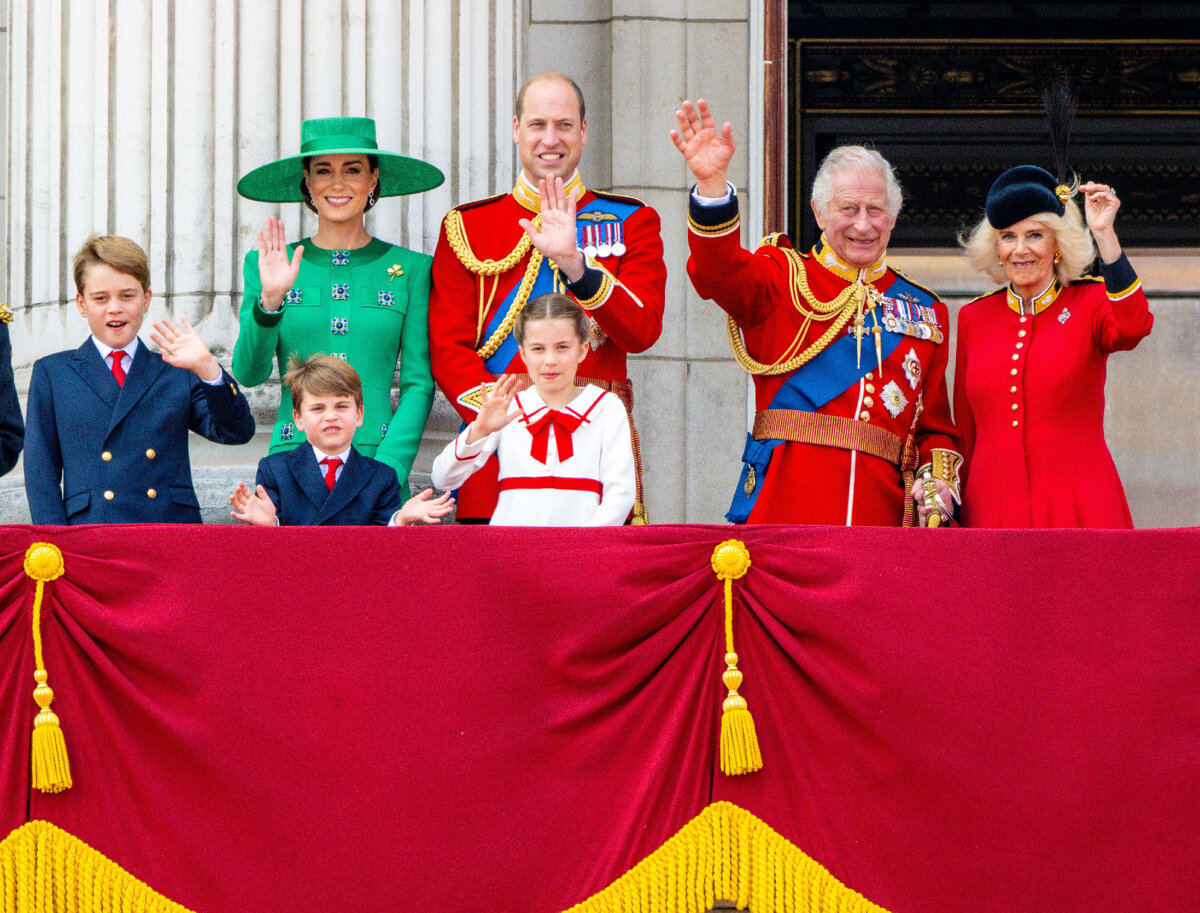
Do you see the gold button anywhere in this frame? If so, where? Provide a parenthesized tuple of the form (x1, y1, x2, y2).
(1011, 403, 1018, 411)
(865, 373, 873, 381)
(1010, 368, 1018, 376)
(863, 396, 874, 408)
(1010, 385, 1017, 393)
(1019, 316, 1028, 323)
(865, 383, 875, 394)
(1012, 353, 1019, 361)
(1012, 420, 1019, 427)
(1018, 330, 1027, 338)
(147, 489, 157, 499)
(859, 410, 871, 421)
(1016, 342, 1024, 349)
(101, 451, 112, 461)
(146, 449, 156, 459)
(104, 490, 114, 500)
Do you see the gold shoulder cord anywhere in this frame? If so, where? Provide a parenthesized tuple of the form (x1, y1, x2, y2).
(727, 249, 869, 376)
(444, 209, 544, 359)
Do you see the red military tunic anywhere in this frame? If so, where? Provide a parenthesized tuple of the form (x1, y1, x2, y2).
(955, 254, 1152, 528)
(429, 172, 666, 520)
(687, 195, 960, 526)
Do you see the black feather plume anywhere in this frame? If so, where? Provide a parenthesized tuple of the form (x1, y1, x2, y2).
(1042, 77, 1077, 186)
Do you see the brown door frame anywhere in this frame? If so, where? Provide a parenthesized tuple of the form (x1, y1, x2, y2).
(763, 0, 788, 232)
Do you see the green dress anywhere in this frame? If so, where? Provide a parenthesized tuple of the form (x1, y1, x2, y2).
(232, 237, 433, 487)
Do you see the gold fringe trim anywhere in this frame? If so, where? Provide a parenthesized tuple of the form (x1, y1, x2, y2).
(23, 543, 71, 793)
(710, 541, 761, 776)
(562, 801, 890, 913)
(1, 821, 195, 913)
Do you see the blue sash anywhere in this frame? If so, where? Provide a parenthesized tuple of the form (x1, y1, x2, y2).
(726, 274, 935, 522)
(480, 196, 640, 374)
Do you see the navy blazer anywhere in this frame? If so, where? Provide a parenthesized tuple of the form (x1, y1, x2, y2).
(258, 445, 402, 526)
(24, 338, 255, 524)
(0, 322, 23, 476)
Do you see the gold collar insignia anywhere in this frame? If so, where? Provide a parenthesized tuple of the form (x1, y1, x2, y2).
(811, 234, 887, 283)
(513, 171, 586, 213)
(1006, 277, 1061, 316)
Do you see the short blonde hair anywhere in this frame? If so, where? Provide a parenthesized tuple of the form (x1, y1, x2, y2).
(284, 355, 363, 410)
(961, 195, 1095, 285)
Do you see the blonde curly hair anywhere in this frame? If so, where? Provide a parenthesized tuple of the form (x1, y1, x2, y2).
(961, 190, 1096, 286)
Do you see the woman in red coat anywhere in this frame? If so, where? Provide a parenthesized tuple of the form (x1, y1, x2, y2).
(954, 165, 1152, 528)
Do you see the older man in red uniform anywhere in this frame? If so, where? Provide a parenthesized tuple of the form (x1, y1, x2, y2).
(672, 99, 960, 526)
(429, 72, 666, 522)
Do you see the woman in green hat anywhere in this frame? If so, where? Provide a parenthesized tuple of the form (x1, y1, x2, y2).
(232, 116, 444, 488)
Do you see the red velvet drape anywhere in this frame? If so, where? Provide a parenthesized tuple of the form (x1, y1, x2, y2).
(3, 524, 1199, 913)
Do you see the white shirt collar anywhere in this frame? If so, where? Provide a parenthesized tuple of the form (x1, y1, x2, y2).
(91, 336, 140, 363)
(311, 444, 352, 466)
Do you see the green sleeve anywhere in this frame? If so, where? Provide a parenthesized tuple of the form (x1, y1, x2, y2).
(373, 251, 434, 488)
(231, 249, 284, 387)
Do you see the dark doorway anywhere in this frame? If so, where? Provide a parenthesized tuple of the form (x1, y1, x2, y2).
(786, 3, 1200, 249)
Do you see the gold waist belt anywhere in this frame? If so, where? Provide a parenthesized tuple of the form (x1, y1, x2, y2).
(752, 409, 904, 467)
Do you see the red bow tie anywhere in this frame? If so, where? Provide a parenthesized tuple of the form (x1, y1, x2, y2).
(526, 409, 584, 465)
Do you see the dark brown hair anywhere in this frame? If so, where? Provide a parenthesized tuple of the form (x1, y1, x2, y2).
(299, 154, 381, 214)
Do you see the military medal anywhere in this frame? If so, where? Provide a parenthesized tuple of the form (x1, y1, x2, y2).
(583, 226, 598, 259)
(612, 222, 626, 256)
(597, 225, 613, 258)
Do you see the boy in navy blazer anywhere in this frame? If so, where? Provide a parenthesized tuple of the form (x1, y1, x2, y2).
(230, 355, 452, 526)
(24, 235, 255, 524)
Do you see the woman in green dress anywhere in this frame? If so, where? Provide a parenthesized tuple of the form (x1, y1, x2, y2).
(234, 117, 444, 487)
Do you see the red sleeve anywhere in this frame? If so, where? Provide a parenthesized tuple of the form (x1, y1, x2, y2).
(1091, 254, 1153, 354)
(574, 204, 667, 354)
(951, 304, 976, 489)
(913, 299, 962, 466)
(428, 217, 497, 424)
(685, 199, 792, 329)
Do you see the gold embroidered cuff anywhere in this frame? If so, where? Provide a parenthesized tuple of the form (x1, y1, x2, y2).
(573, 263, 614, 310)
(924, 448, 963, 504)
(688, 212, 740, 238)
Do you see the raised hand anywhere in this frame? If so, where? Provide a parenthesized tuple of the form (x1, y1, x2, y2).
(256, 216, 304, 312)
(670, 99, 736, 197)
(466, 374, 521, 443)
(1079, 181, 1123, 263)
(150, 316, 222, 382)
(518, 177, 585, 282)
(230, 482, 278, 526)
(395, 488, 455, 526)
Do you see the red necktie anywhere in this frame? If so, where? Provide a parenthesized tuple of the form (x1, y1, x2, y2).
(110, 351, 126, 387)
(320, 457, 342, 491)
(526, 410, 584, 465)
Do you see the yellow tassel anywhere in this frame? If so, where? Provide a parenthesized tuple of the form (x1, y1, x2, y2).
(710, 540, 762, 776)
(24, 542, 72, 793)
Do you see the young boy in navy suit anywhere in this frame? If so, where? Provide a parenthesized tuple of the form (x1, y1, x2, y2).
(24, 235, 255, 524)
(230, 355, 452, 526)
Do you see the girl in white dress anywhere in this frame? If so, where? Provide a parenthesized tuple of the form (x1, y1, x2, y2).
(431, 293, 635, 525)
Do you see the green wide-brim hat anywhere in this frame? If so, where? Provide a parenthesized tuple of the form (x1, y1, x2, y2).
(236, 116, 444, 202)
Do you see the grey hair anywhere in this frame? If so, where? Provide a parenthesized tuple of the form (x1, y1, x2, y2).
(961, 194, 1095, 285)
(810, 146, 903, 219)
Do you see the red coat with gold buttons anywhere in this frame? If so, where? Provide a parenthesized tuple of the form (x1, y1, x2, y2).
(954, 254, 1152, 528)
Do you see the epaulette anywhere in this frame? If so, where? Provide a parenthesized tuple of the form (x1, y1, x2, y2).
(759, 232, 796, 251)
(889, 265, 942, 301)
(452, 192, 508, 213)
(0, 302, 12, 324)
(964, 287, 1006, 306)
(1071, 273, 1104, 284)
(590, 188, 647, 208)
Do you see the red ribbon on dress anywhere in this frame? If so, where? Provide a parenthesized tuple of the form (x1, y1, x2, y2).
(526, 410, 583, 465)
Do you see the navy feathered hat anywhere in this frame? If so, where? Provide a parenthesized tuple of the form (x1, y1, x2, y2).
(984, 165, 1066, 229)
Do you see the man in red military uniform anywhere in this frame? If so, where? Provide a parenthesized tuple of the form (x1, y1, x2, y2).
(671, 99, 961, 526)
(429, 72, 666, 522)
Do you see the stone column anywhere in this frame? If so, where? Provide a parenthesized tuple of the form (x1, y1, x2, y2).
(3, 0, 517, 521)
